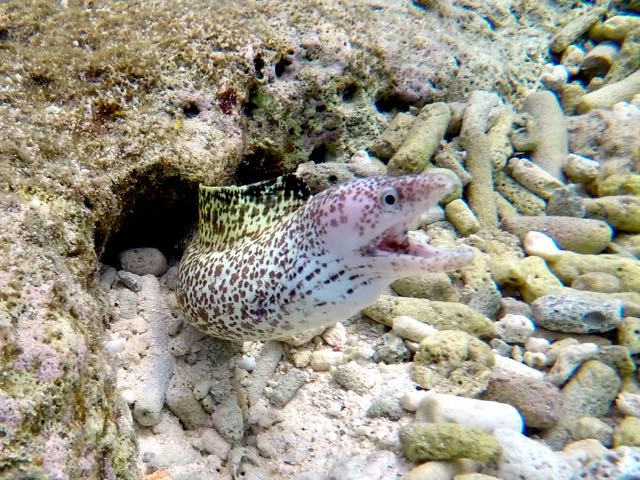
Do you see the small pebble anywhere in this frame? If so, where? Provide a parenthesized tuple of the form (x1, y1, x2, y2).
(100, 265, 118, 290)
(392, 315, 438, 342)
(310, 350, 344, 371)
(104, 338, 125, 355)
(522, 231, 563, 261)
(484, 376, 563, 429)
(525, 337, 550, 353)
(540, 63, 569, 91)
(367, 395, 406, 421)
(373, 332, 411, 364)
(237, 356, 257, 371)
(117, 270, 142, 292)
(490, 338, 512, 357)
(332, 362, 373, 395)
(322, 322, 347, 347)
(498, 297, 532, 319)
(400, 390, 430, 412)
(523, 351, 548, 369)
(495, 314, 535, 344)
(616, 392, 640, 417)
(546, 185, 586, 218)
(192, 381, 212, 400)
(548, 343, 599, 385)
(290, 349, 312, 368)
(493, 354, 545, 380)
(511, 345, 524, 363)
(269, 368, 306, 408)
(119, 247, 168, 276)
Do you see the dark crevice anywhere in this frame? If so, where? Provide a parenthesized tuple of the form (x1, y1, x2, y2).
(253, 55, 265, 79)
(182, 102, 200, 118)
(342, 82, 358, 102)
(234, 147, 285, 185)
(274, 56, 292, 78)
(374, 91, 413, 113)
(99, 166, 198, 267)
(309, 143, 329, 163)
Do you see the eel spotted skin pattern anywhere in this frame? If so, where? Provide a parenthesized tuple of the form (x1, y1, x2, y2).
(176, 172, 474, 341)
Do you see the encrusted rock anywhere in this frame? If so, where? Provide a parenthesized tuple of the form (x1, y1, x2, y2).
(373, 332, 411, 364)
(495, 314, 535, 344)
(613, 416, 640, 447)
(569, 416, 613, 447)
(531, 295, 623, 333)
(501, 216, 612, 254)
(268, 368, 306, 408)
(119, 247, 168, 276)
(618, 317, 640, 354)
(572, 446, 640, 480)
(332, 361, 373, 395)
(417, 393, 523, 433)
(412, 330, 494, 397)
(487, 428, 574, 480)
(544, 360, 621, 448)
(484, 376, 563, 429)
(400, 422, 501, 463)
(364, 296, 496, 338)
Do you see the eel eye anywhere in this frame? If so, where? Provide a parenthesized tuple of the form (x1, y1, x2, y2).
(378, 187, 399, 212)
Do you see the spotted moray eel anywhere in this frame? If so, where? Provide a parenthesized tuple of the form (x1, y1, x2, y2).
(176, 172, 474, 341)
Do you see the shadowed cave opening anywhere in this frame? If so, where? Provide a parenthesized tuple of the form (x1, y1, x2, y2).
(98, 149, 290, 268)
(98, 167, 199, 268)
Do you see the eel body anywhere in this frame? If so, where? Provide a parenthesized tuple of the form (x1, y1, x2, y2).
(176, 172, 473, 341)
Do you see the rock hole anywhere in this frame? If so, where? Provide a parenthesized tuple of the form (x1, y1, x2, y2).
(182, 102, 200, 118)
(235, 147, 285, 185)
(253, 55, 265, 79)
(582, 311, 606, 328)
(374, 91, 413, 113)
(309, 143, 329, 163)
(342, 81, 358, 102)
(274, 56, 292, 77)
(99, 164, 198, 268)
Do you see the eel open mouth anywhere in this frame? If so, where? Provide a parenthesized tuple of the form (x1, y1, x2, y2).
(361, 223, 443, 259)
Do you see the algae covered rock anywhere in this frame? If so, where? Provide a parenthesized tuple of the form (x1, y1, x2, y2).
(549, 252, 640, 293)
(618, 317, 640, 354)
(390, 273, 460, 302)
(363, 296, 496, 338)
(501, 216, 612, 254)
(583, 195, 640, 232)
(613, 417, 640, 447)
(412, 330, 495, 396)
(399, 422, 501, 463)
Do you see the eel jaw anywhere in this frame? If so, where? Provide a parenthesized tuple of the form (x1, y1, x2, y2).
(361, 223, 437, 258)
(359, 223, 475, 273)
